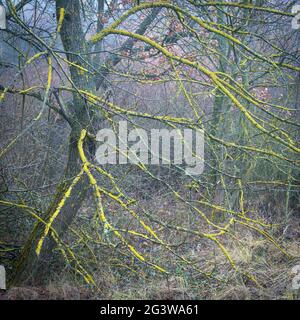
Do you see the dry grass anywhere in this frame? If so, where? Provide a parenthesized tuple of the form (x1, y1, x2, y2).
(2, 227, 299, 300)
(2, 188, 300, 300)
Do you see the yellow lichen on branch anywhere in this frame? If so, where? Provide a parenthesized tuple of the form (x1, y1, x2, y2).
(35, 169, 84, 256)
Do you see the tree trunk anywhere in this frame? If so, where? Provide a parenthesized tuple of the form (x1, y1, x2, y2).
(10, 0, 93, 286)
(10, 128, 89, 286)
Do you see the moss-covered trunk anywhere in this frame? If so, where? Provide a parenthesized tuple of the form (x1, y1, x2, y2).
(10, 0, 94, 286)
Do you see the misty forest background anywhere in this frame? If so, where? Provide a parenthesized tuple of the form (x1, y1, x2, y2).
(0, 0, 300, 300)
